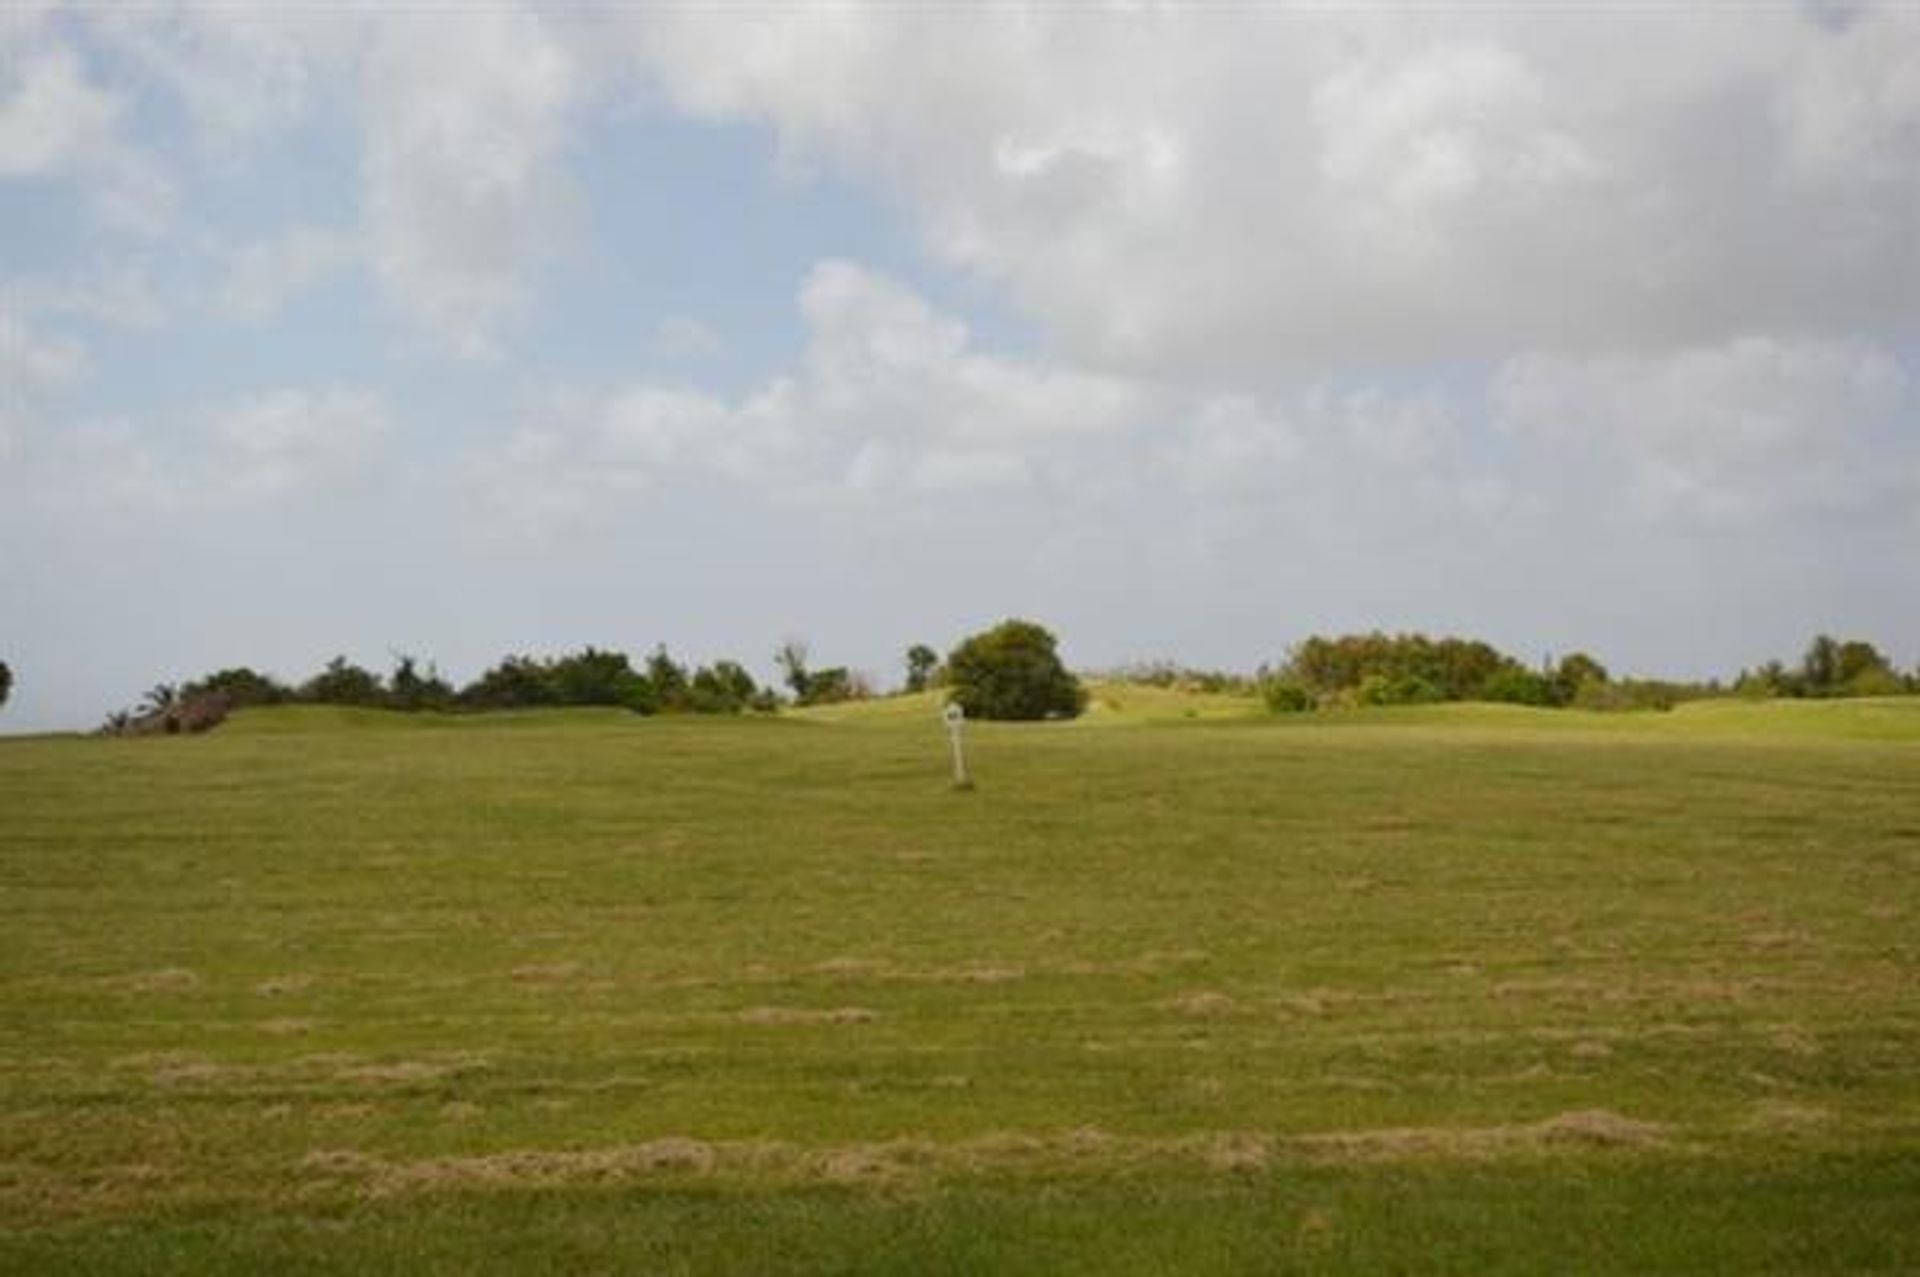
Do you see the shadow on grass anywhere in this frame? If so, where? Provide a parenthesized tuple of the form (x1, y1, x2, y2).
(8, 1153, 1918, 1275)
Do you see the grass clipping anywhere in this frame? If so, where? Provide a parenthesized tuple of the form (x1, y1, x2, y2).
(287, 1112, 1670, 1200)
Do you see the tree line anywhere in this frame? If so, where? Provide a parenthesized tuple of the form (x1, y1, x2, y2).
(1255, 631, 1916, 713)
(100, 646, 788, 736)
(4, 621, 1908, 736)
(87, 620, 1086, 736)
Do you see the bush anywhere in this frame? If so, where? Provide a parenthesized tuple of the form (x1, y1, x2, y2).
(1354, 672, 1443, 707)
(1478, 666, 1555, 706)
(1845, 666, 1904, 698)
(689, 660, 759, 714)
(1261, 678, 1313, 714)
(300, 657, 384, 707)
(945, 619, 1084, 721)
(387, 656, 454, 712)
(460, 656, 558, 710)
(183, 667, 290, 708)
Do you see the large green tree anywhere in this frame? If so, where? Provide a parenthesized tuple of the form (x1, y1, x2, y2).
(0, 660, 11, 711)
(945, 620, 1084, 721)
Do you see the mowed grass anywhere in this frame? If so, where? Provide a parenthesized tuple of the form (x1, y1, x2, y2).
(2, 692, 1917, 1272)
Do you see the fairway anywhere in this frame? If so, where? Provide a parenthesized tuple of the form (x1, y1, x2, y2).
(3, 696, 1918, 1272)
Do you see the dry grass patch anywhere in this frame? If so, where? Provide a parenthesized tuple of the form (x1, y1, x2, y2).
(258, 1017, 316, 1036)
(1165, 990, 1237, 1017)
(1745, 1101, 1832, 1132)
(1296, 1110, 1668, 1161)
(510, 962, 583, 985)
(254, 974, 315, 997)
(334, 1057, 486, 1086)
(737, 1006, 877, 1026)
(114, 968, 199, 993)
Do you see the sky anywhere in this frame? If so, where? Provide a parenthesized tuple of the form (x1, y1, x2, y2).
(3, 2, 1917, 732)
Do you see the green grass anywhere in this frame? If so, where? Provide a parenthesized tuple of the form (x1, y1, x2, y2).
(2, 695, 1917, 1271)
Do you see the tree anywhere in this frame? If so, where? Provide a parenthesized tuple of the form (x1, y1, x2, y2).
(460, 655, 558, 709)
(904, 644, 940, 693)
(0, 660, 10, 711)
(1480, 666, 1555, 706)
(945, 619, 1084, 721)
(1800, 634, 1841, 696)
(142, 683, 179, 717)
(644, 646, 691, 711)
(1551, 652, 1609, 707)
(387, 655, 454, 712)
(800, 666, 858, 705)
(690, 660, 758, 714)
(775, 640, 812, 703)
(1835, 639, 1896, 694)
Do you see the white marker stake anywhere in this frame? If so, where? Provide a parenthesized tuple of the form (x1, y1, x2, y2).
(943, 702, 972, 789)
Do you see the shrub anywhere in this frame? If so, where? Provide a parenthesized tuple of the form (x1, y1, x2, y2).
(1262, 678, 1313, 714)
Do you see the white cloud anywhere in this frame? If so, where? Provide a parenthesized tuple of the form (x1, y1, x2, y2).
(0, 37, 176, 235)
(25, 387, 391, 512)
(0, 298, 90, 470)
(466, 260, 1151, 527)
(624, 6, 1920, 377)
(217, 225, 357, 322)
(651, 315, 723, 362)
(461, 257, 1511, 556)
(0, 43, 119, 176)
(84, 4, 355, 159)
(1494, 336, 1917, 524)
(0, 309, 86, 393)
(209, 387, 388, 496)
(10, 260, 168, 329)
(1776, 4, 1920, 183)
(360, 6, 578, 355)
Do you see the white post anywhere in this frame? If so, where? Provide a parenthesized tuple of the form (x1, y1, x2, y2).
(943, 702, 971, 789)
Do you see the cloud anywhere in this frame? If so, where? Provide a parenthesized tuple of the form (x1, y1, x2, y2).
(359, 6, 578, 355)
(0, 36, 176, 234)
(209, 386, 389, 496)
(460, 257, 1515, 564)
(1494, 336, 1918, 525)
(217, 225, 357, 323)
(10, 260, 168, 329)
(0, 309, 86, 394)
(0, 297, 89, 468)
(0, 43, 119, 176)
(23, 387, 390, 512)
(466, 260, 1151, 529)
(83, 3, 355, 159)
(625, 6, 1920, 378)
(650, 315, 723, 362)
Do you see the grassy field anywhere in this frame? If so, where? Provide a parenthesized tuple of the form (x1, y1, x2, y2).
(2, 690, 1917, 1272)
